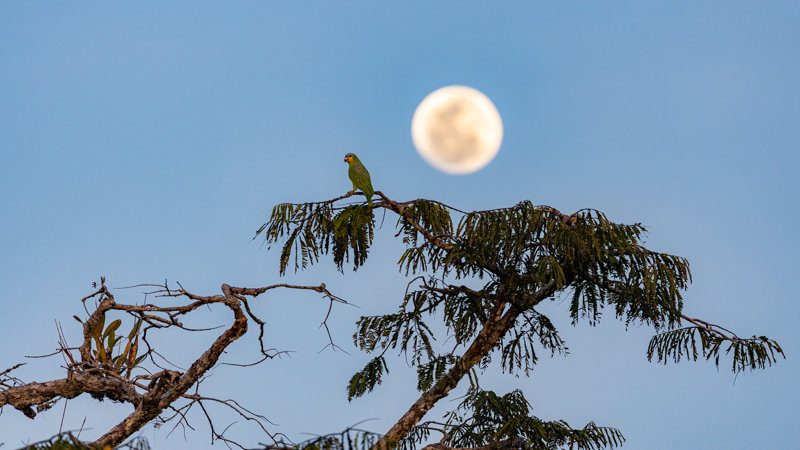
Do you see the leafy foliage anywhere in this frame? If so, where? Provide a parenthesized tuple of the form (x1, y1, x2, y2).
(404, 389, 624, 450)
(500, 310, 568, 376)
(416, 355, 459, 392)
(396, 201, 454, 275)
(258, 194, 783, 447)
(354, 302, 436, 363)
(255, 201, 374, 275)
(261, 195, 782, 391)
(347, 356, 389, 400)
(15, 433, 149, 450)
(343, 200, 700, 395)
(647, 326, 785, 372)
(273, 425, 381, 450)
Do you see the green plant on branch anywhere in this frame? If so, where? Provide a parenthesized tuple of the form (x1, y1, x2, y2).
(256, 191, 784, 450)
(72, 314, 146, 378)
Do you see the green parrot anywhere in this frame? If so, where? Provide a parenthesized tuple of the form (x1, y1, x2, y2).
(344, 153, 374, 207)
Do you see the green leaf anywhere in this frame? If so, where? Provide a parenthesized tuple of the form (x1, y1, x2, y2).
(104, 319, 122, 338)
(347, 356, 388, 401)
(133, 353, 147, 366)
(91, 314, 106, 340)
(128, 318, 143, 339)
(417, 355, 457, 391)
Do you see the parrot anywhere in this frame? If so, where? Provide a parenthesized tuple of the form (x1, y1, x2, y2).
(344, 153, 374, 207)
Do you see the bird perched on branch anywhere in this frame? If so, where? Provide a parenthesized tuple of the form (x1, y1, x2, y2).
(344, 153, 374, 208)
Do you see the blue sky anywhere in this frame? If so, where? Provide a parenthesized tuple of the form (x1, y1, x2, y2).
(1, 2, 798, 448)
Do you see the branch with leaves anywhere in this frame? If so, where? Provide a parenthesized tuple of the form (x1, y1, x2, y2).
(0, 277, 347, 448)
(647, 315, 784, 372)
(256, 191, 784, 450)
(587, 277, 785, 372)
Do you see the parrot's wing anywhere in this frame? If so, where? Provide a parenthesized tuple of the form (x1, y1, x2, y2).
(352, 164, 373, 196)
(349, 162, 374, 207)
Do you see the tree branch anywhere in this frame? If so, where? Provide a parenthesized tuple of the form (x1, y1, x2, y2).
(0, 371, 140, 419)
(375, 280, 560, 449)
(588, 276, 745, 346)
(2, 278, 344, 448)
(376, 191, 454, 252)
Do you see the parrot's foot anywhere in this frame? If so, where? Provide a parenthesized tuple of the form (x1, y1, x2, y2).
(347, 190, 356, 196)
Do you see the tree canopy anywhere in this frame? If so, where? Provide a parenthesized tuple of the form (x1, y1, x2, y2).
(256, 190, 784, 450)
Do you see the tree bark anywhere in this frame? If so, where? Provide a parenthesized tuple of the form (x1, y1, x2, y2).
(374, 280, 558, 450)
(0, 371, 140, 419)
(93, 284, 248, 448)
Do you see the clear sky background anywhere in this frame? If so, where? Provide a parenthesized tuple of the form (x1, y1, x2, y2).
(1, 2, 799, 449)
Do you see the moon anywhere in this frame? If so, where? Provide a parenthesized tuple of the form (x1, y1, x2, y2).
(411, 85, 503, 175)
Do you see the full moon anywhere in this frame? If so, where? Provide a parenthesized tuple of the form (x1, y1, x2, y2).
(411, 85, 503, 175)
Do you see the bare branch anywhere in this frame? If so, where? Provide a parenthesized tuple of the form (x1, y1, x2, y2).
(2, 278, 345, 448)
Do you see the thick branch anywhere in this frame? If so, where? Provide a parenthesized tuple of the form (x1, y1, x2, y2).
(375, 280, 559, 449)
(79, 285, 116, 362)
(93, 283, 248, 447)
(0, 371, 140, 419)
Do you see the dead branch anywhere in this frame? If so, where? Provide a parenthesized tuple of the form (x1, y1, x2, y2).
(0, 278, 345, 448)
